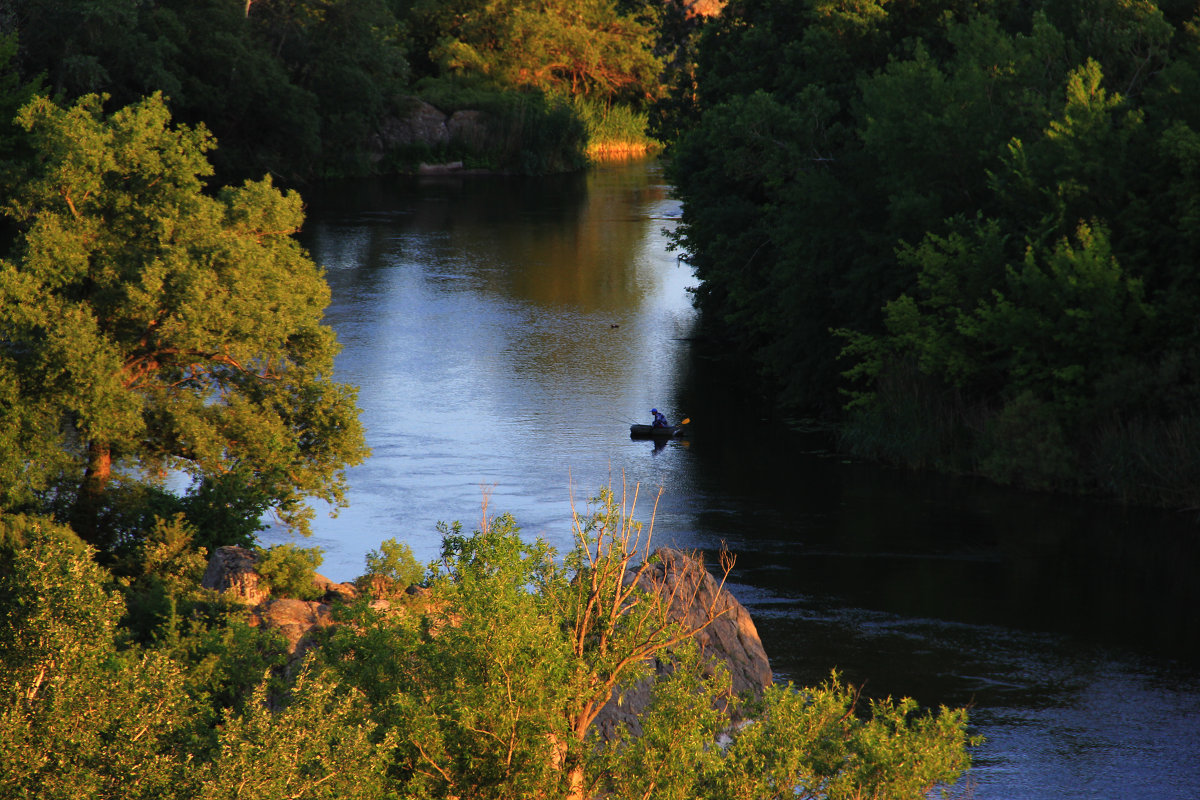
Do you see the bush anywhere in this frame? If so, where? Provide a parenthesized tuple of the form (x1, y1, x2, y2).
(978, 391, 1080, 492)
(572, 97, 657, 159)
(319, 487, 974, 800)
(253, 544, 324, 601)
(358, 537, 425, 593)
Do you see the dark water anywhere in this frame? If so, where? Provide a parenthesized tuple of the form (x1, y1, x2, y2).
(271, 160, 1200, 799)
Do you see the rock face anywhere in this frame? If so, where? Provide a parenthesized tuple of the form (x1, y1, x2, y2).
(248, 598, 336, 662)
(201, 546, 360, 660)
(593, 547, 773, 739)
(370, 99, 493, 164)
(201, 546, 269, 606)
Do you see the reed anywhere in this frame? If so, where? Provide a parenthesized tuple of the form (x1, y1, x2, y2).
(1092, 415, 1200, 510)
(572, 98, 660, 161)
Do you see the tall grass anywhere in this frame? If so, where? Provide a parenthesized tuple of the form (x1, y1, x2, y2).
(841, 361, 1200, 510)
(386, 78, 588, 175)
(1092, 415, 1200, 510)
(572, 97, 659, 160)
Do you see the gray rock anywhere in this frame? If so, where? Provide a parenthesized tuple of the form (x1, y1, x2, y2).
(201, 546, 269, 606)
(376, 98, 449, 150)
(592, 547, 772, 739)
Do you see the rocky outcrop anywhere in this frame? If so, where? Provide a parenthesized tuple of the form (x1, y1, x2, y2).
(202, 546, 360, 660)
(247, 598, 336, 662)
(592, 547, 772, 739)
(200, 544, 772, 735)
(313, 572, 359, 604)
(370, 98, 493, 165)
(201, 546, 269, 606)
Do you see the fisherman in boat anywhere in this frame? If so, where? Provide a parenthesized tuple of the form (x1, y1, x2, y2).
(650, 408, 670, 428)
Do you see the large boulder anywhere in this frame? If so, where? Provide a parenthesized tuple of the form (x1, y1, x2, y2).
(369, 99, 495, 166)
(201, 545, 269, 606)
(592, 547, 772, 739)
(248, 598, 336, 661)
(380, 98, 450, 149)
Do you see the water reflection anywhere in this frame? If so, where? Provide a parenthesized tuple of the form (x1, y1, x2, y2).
(288, 163, 696, 581)
(282, 160, 1200, 800)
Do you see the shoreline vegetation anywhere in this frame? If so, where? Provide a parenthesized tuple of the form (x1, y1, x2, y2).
(0, 489, 975, 799)
(666, 0, 1200, 515)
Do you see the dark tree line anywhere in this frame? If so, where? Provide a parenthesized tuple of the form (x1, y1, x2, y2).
(0, 0, 679, 181)
(5, 0, 410, 180)
(662, 0, 1200, 507)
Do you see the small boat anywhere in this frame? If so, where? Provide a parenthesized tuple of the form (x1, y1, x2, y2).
(630, 424, 686, 440)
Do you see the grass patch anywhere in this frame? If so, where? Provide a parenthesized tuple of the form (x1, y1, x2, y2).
(572, 97, 659, 160)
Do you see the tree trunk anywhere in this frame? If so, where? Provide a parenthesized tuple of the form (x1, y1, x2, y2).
(549, 730, 587, 800)
(565, 765, 585, 800)
(70, 442, 112, 546)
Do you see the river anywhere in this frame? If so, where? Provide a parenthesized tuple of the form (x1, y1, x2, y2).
(270, 159, 1200, 799)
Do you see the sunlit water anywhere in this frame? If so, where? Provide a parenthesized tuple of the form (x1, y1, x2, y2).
(263, 160, 1200, 800)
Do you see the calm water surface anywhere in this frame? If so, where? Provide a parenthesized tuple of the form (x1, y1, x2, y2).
(272, 160, 1200, 799)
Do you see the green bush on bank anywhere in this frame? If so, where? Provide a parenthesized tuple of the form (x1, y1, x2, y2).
(572, 96, 658, 158)
(0, 498, 976, 800)
(253, 543, 324, 601)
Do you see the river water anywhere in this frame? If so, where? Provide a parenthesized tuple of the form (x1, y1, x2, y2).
(275, 159, 1200, 799)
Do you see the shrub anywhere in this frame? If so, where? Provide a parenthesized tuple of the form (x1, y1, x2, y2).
(359, 537, 425, 591)
(253, 544, 324, 601)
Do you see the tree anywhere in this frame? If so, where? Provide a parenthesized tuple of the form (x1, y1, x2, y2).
(0, 516, 196, 800)
(0, 493, 973, 799)
(0, 93, 369, 548)
(320, 486, 973, 799)
(195, 665, 392, 800)
(417, 0, 663, 105)
(321, 486, 737, 799)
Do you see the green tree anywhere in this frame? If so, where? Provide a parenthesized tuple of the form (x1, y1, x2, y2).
(321, 487, 973, 800)
(0, 93, 368, 548)
(253, 542, 325, 600)
(417, 0, 662, 105)
(359, 535, 426, 590)
(708, 676, 973, 800)
(666, 0, 1200, 503)
(157, 0, 323, 181)
(0, 516, 196, 800)
(195, 664, 392, 800)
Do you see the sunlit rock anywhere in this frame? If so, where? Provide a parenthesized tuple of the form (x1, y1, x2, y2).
(201, 545, 269, 606)
(593, 547, 773, 739)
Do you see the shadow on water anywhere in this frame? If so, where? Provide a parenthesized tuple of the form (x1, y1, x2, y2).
(672, 341, 1200, 665)
(294, 160, 1200, 800)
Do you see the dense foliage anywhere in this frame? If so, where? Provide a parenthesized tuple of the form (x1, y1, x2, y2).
(0, 494, 974, 800)
(0, 93, 369, 552)
(0, 6, 984, 796)
(5, 0, 410, 180)
(664, 0, 1200, 506)
(0, 0, 676, 178)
